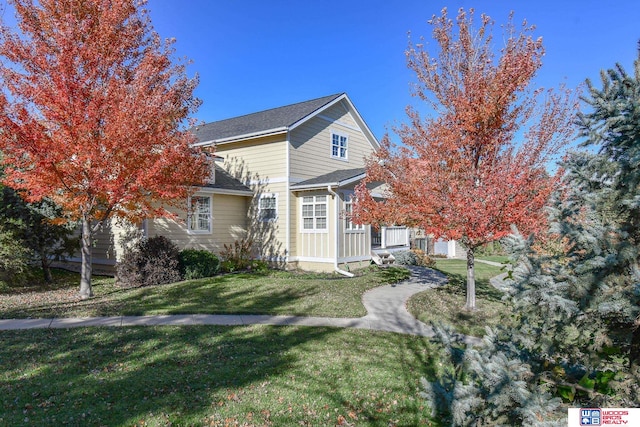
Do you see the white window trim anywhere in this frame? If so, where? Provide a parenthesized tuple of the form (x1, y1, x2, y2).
(330, 130, 348, 161)
(258, 193, 278, 222)
(343, 192, 364, 233)
(187, 195, 212, 234)
(300, 195, 329, 234)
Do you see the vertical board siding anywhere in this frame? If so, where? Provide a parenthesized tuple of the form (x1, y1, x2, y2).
(338, 190, 369, 260)
(295, 190, 334, 260)
(299, 233, 329, 258)
(342, 231, 368, 259)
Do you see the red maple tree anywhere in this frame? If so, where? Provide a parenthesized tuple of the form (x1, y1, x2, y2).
(353, 8, 578, 310)
(0, 0, 210, 298)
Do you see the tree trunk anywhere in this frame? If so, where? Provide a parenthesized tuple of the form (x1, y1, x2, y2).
(79, 215, 93, 299)
(40, 247, 53, 284)
(465, 247, 476, 311)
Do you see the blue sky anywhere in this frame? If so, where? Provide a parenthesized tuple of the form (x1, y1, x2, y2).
(2, 1, 639, 141)
(143, 0, 640, 141)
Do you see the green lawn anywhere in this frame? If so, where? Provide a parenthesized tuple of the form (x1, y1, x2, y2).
(475, 255, 510, 264)
(407, 259, 513, 337)
(0, 267, 410, 319)
(0, 325, 439, 426)
(0, 262, 513, 425)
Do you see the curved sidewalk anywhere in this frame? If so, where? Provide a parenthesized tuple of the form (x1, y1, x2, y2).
(0, 266, 468, 339)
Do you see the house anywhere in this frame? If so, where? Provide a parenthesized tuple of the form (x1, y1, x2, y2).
(75, 93, 411, 275)
(191, 93, 410, 274)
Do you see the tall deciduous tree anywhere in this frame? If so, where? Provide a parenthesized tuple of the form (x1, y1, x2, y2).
(421, 51, 640, 422)
(0, 0, 209, 298)
(353, 8, 577, 310)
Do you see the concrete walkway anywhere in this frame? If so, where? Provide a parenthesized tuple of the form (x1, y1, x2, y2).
(0, 266, 474, 340)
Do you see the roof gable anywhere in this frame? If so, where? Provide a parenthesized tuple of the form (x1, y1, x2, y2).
(192, 94, 344, 145)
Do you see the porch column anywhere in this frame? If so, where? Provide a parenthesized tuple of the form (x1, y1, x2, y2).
(381, 226, 387, 249)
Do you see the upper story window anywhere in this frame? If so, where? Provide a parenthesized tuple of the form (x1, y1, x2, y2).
(344, 194, 364, 231)
(258, 194, 278, 222)
(188, 196, 212, 233)
(301, 195, 327, 232)
(331, 132, 348, 160)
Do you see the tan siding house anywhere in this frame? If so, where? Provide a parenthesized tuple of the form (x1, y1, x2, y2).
(78, 93, 411, 275)
(192, 93, 410, 274)
(69, 164, 253, 272)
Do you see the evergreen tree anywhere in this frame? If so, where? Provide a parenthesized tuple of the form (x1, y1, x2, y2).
(0, 221, 30, 287)
(421, 50, 640, 423)
(0, 185, 78, 283)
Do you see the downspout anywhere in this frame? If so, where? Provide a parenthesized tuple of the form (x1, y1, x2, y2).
(285, 130, 291, 265)
(327, 185, 355, 277)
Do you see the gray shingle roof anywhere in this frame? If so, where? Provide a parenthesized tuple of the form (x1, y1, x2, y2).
(291, 168, 367, 190)
(203, 164, 252, 194)
(192, 93, 344, 143)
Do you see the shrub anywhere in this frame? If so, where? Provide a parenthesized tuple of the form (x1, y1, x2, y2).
(220, 237, 255, 273)
(116, 235, 181, 287)
(246, 259, 270, 273)
(391, 249, 436, 268)
(178, 249, 220, 280)
(393, 250, 420, 266)
(411, 248, 436, 267)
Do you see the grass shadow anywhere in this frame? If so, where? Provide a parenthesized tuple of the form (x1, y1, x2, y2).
(1, 325, 436, 426)
(0, 325, 334, 426)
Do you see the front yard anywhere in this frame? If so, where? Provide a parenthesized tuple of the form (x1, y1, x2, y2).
(0, 325, 438, 426)
(0, 262, 508, 426)
(0, 267, 409, 320)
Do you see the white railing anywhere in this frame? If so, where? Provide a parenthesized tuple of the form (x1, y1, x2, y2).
(381, 226, 409, 248)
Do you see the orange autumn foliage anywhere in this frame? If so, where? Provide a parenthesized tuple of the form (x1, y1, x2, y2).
(0, 0, 209, 297)
(354, 8, 577, 248)
(352, 8, 578, 309)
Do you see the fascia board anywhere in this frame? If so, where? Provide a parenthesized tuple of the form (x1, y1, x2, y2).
(288, 94, 346, 132)
(290, 173, 366, 191)
(196, 187, 253, 196)
(341, 95, 380, 150)
(337, 173, 367, 187)
(192, 127, 288, 147)
(290, 182, 339, 191)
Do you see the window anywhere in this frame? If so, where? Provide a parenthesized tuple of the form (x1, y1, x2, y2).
(331, 132, 348, 159)
(301, 195, 327, 231)
(188, 196, 211, 233)
(258, 194, 277, 221)
(344, 194, 364, 231)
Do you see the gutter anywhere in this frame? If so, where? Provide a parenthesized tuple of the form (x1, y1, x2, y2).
(192, 127, 288, 147)
(327, 185, 355, 278)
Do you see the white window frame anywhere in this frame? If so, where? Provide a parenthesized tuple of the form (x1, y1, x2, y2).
(344, 193, 364, 232)
(300, 195, 328, 233)
(187, 195, 212, 234)
(258, 193, 278, 222)
(330, 131, 348, 160)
